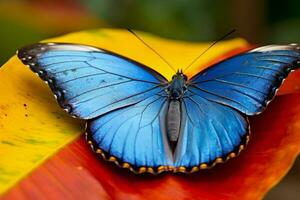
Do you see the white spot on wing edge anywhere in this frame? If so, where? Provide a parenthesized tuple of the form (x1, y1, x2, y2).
(250, 44, 299, 52)
(45, 43, 103, 52)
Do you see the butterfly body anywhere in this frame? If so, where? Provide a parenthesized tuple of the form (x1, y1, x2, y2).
(17, 42, 300, 174)
(165, 72, 188, 145)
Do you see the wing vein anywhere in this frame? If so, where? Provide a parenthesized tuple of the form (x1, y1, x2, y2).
(69, 80, 133, 102)
(233, 72, 274, 81)
(190, 85, 247, 110)
(257, 58, 294, 66)
(85, 61, 161, 85)
(87, 86, 163, 117)
(52, 67, 96, 75)
(59, 72, 107, 84)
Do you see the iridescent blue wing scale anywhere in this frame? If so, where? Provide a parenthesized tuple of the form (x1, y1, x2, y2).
(188, 44, 300, 115)
(87, 95, 173, 169)
(18, 43, 172, 172)
(174, 94, 248, 167)
(18, 43, 168, 119)
(175, 44, 300, 168)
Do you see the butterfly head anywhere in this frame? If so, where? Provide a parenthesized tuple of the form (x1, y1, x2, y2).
(172, 69, 187, 80)
(168, 71, 188, 100)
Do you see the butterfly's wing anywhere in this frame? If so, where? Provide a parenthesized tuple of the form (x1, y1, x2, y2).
(18, 43, 168, 119)
(188, 44, 300, 115)
(87, 95, 173, 171)
(175, 44, 300, 169)
(18, 43, 172, 171)
(174, 94, 248, 168)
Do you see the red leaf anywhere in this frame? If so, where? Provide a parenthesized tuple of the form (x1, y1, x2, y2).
(3, 93, 300, 200)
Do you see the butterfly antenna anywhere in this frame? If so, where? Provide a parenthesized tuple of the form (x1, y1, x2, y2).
(127, 28, 177, 73)
(182, 29, 236, 73)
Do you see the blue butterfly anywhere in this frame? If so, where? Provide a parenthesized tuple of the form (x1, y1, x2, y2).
(18, 41, 300, 174)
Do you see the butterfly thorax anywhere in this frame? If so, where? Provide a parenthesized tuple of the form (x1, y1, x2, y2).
(167, 72, 188, 100)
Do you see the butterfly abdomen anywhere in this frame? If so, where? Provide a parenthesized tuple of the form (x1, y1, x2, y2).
(167, 100, 181, 144)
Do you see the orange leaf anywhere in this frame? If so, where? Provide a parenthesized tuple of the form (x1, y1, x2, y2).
(278, 70, 300, 95)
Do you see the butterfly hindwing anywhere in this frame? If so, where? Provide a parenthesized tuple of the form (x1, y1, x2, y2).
(18, 43, 168, 119)
(174, 94, 248, 167)
(87, 94, 173, 168)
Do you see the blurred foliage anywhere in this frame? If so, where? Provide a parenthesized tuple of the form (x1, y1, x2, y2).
(0, 0, 101, 64)
(1, 0, 300, 64)
(81, 0, 300, 43)
(0, 17, 50, 64)
(266, 0, 300, 43)
(80, 0, 230, 41)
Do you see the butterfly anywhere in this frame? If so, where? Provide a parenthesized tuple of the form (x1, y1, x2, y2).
(17, 38, 300, 174)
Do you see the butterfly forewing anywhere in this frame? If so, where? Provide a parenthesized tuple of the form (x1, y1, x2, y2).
(18, 43, 168, 119)
(187, 44, 300, 115)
